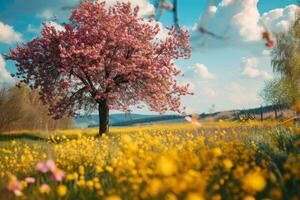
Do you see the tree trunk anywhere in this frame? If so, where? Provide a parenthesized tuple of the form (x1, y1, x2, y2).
(98, 99, 109, 136)
(260, 106, 263, 121)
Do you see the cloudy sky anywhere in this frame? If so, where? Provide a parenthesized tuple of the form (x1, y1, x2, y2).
(0, 0, 299, 114)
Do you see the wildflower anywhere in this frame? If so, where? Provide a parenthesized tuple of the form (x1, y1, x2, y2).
(25, 177, 35, 184)
(86, 180, 94, 190)
(36, 159, 56, 173)
(57, 185, 67, 197)
(11, 140, 16, 146)
(104, 195, 121, 200)
(185, 192, 204, 200)
(212, 148, 222, 157)
(7, 175, 23, 196)
(39, 184, 51, 194)
(78, 165, 85, 175)
(223, 159, 233, 170)
(105, 166, 113, 173)
(243, 196, 255, 200)
(156, 156, 177, 176)
(96, 166, 103, 173)
(95, 182, 102, 190)
(165, 193, 177, 200)
(243, 171, 266, 192)
(66, 173, 78, 181)
(51, 168, 65, 182)
(37, 159, 65, 181)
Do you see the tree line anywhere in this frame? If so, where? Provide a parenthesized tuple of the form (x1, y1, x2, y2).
(261, 13, 300, 123)
(0, 83, 73, 133)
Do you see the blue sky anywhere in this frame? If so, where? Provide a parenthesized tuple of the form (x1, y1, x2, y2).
(0, 0, 299, 114)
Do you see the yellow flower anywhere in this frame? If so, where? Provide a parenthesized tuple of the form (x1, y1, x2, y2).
(243, 171, 266, 192)
(86, 180, 94, 190)
(96, 166, 103, 173)
(185, 192, 204, 200)
(77, 180, 85, 187)
(104, 195, 121, 200)
(66, 173, 78, 181)
(156, 156, 177, 176)
(95, 182, 102, 190)
(223, 159, 233, 170)
(105, 166, 113, 173)
(57, 185, 67, 197)
(243, 195, 255, 200)
(11, 141, 16, 146)
(212, 148, 222, 156)
(78, 165, 85, 175)
(147, 178, 162, 196)
(165, 193, 177, 200)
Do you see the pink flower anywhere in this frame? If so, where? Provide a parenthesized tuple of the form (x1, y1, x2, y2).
(36, 159, 65, 182)
(45, 159, 56, 172)
(36, 162, 49, 173)
(36, 159, 56, 173)
(25, 177, 36, 184)
(7, 175, 23, 196)
(51, 168, 65, 182)
(39, 184, 51, 194)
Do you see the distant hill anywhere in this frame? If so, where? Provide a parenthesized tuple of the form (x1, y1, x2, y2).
(75, 113, 158, 128)
(74, 104, 295, 128)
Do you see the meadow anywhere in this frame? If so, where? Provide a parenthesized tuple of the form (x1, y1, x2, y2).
(0, 121, 300, 200)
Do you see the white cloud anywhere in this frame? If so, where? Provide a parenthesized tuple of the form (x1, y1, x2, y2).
(262, 49, 271, 56)
(184, 106, 197, 115)
(204, 87, 217, 97)
(192, 1, 299, 48)
(0, 55, 13, 81)
(37, 9, 54, 19)
(27, 24, 40, 33)
(45, 21, 66, 32)
(225, 82, 261, 108)
(0, 21, 22, 44)
(241, 57, 272, 80)
(208, 6, 217, 14)
(261, 5, 299, 33)
(195, 64, 216, 80)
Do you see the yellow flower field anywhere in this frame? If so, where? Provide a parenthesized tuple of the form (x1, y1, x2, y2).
(0, 121, 299, 200)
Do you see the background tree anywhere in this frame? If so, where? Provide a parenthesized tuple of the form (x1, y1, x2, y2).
(264, 13, 300, 121)
(260, 77, 292, 119)
(0, 83, 26, 132)
(3, 1, 191, 136)
(0, 83, 73, 133)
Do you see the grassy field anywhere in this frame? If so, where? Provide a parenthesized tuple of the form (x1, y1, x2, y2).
(0, 121, 300, 200)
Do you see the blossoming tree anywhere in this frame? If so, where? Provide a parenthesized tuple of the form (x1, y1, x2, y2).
(3, 1, 191, 135)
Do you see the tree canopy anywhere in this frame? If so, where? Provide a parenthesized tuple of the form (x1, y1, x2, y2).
(3, 1, 191, 134)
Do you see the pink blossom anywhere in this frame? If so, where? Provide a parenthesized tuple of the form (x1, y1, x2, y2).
(3, 1, 191, 130)
(36, 162, 49, 173)
(7, 176, 23, 196)
(39, 184, 51, 194)
(51, 168, 65, 182)
(36, 159, 65, 182)
(45, 159, 56, 172)
(25, 177, 36, 184)
(36, 159, 56, 173)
